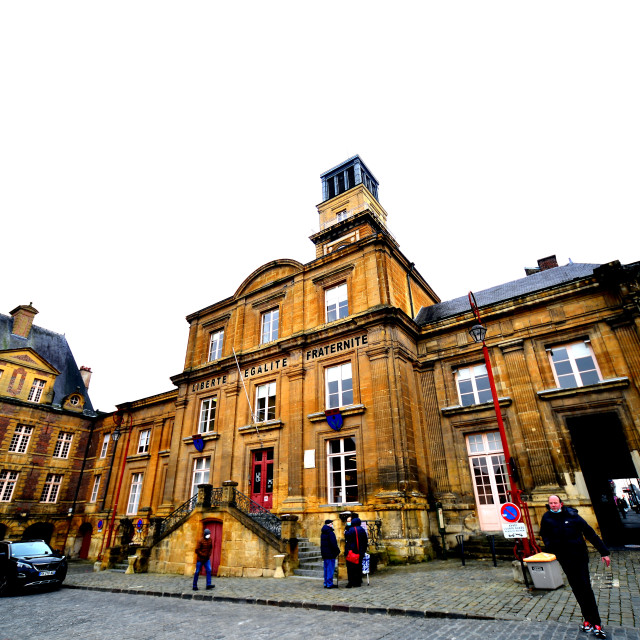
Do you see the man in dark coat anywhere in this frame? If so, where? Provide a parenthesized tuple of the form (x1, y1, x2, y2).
(539, 495, 610, 638)
(192, 528, 214, 591)
(320, 519, 340, 588)
(344, 517, 368, 588)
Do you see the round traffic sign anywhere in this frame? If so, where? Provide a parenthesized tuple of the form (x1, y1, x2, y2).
(500, 502, 521, 523)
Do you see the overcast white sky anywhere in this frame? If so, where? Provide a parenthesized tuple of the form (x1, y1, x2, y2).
(1, 2, 638, 413)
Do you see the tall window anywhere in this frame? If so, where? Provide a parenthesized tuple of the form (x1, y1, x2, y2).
(90, 475, 101, 503)
(208, 330, 224, 361)
(466, 432, 509, 506)
(255, 382, 276, 422)
(325, 363, 353, 409)
(53, 432, 73, 458)
(41, 474, 63, 503)
(100, 434, 110, 458)
(28, 379, 46, 402)
(325, 283, 348, 323)
(456, 364, 492, 406)
(9, 425, 33, 454)
(549, 342, 601, 389)
(127, 473, 143, 514)
(191, 457, 211, 497)
(137, 429, 151, 454)
(199, 397, 217, 434)
(0, 470, 19, 502)
(327, 437, 358, 504)
(261, 308, 279, 344)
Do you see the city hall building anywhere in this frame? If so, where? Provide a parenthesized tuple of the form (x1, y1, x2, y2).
(3, 156, 639, 577)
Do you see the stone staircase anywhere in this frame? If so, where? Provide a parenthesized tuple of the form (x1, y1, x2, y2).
(293, 537, 324, 579)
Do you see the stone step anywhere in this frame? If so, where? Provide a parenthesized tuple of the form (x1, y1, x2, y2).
(298, 550, 322, 559)
(293, 568, 323, 578)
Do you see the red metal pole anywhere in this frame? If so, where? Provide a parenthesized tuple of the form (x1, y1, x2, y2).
(468, 293, 540, 558)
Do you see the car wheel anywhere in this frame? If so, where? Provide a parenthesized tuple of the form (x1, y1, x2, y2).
(0, 574, 13, 597)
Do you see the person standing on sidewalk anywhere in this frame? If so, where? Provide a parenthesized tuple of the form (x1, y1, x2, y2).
(320, 519, 340, 589)
(192, 528, 214, 591)
(540, 495, 610, 638)
(344, 517, 368, 588)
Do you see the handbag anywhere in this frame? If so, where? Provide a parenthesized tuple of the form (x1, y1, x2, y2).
(345, 526, 360, 564)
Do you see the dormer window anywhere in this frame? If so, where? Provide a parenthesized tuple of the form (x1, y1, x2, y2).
(28, 379, 46, 403)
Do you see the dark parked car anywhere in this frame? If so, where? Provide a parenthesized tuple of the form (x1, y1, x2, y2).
(0, 539, 67, 595)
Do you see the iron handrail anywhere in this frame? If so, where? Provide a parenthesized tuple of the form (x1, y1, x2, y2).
(231, 488, 282, 538)
(154, 493, 198, 541)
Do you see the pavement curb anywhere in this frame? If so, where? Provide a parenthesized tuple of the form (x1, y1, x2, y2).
(62, 583, 496, 621)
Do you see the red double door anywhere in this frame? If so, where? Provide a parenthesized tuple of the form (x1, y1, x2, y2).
(250, 448, 274, 509)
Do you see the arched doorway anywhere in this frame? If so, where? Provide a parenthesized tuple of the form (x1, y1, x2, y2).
(78, 523, 92, 559)
(22, 522, 54, 543)
(201, 520, 223, 576)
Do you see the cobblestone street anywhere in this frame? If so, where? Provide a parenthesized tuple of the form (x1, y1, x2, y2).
(59, 548, 640, 635)
(2, 588, 639, 640)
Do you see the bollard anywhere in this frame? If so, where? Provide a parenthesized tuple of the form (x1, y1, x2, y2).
(487, 534, 497, 567)
(455, 534, 465, 566)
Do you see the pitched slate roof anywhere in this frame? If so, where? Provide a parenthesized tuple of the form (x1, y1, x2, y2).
(415, 263, 600, 326)
(0, 314, 95, 415)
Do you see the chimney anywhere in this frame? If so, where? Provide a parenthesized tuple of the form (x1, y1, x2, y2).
(79, 366, 92, 390)
(10, 303, 39, 338)
(525, 255, 559, 276)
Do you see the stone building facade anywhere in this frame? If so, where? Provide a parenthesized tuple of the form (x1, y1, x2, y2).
(0, 304, 98, 554)
(5, 156, 638, 576)
(87, 156, 639, 577)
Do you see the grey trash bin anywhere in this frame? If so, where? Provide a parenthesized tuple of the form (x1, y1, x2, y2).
(523, 553, 564, 589)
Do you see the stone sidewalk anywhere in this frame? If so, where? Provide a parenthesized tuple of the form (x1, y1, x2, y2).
(66, 548, 639, 631)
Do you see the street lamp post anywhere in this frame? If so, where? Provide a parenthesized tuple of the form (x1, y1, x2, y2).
(468, 292, 540, 559)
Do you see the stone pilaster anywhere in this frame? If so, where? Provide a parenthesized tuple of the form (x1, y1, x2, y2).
(500, 340, 556, 486)
(282, 364, 306, 510)
(367, 345, 400, 494)
(417, 362, 450, 495)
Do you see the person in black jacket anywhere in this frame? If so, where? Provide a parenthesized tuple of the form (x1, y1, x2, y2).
(320, 520, 340, 588)
(539, 495, 610, 639)
(344, 517, 368, 588)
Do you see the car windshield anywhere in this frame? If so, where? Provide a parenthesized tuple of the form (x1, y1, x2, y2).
(11, 541, 53, 557)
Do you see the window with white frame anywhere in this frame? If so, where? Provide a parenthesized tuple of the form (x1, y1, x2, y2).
(466, 431, 509, 506)
(40, 473, 63, 503)
(9, 425, 33, 454)
(325, 363, 353, 409)
(261, 308, 279, 344)
(191, 457, 211, 497)
(53, 432, 73, 458)
(0, 470, 19, 502)
(137, 429, 151, 454)
(336, 210, 348, 222)
(100, 434, 110, 458)
(255, 382, 276, 422)
(325, 283, 348, 323)
(127, 473, 143, 514)
(327, 437, 358, 504)
(27, 378, 46, 402)
(549, 342, 601, 389)
(90, 475, 101, 503)
(456, 364, 492, 406)
(208, 330, 224, 361)
(199, 397, 217, 434)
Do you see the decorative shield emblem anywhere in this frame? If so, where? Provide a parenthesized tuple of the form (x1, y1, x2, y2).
(192, 434, 205, 452)
(325, 408, 343, 431)
(136, 519, 144, 530)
